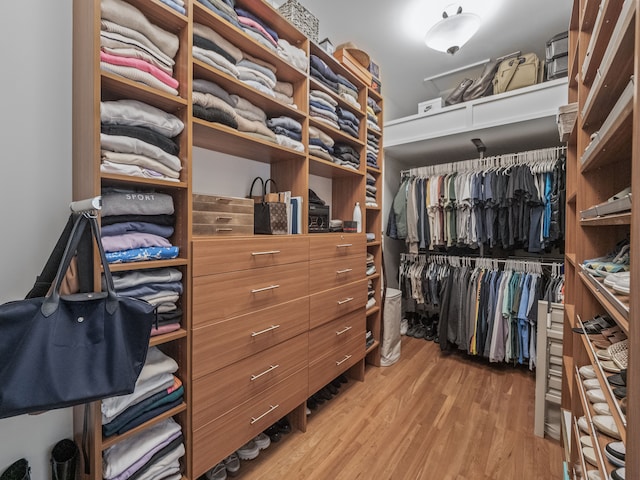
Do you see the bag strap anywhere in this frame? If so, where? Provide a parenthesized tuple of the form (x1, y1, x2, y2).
(264, 178, 278, 195)
(501, 56, 524, 91)
(25, 214, 92, 299)
(249, 177, 265, 201)
(41, 213, 118, 317)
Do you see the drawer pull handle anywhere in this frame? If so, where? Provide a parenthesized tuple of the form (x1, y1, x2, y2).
(336, 243, 353, 248)
(251, 284, 280, 293)
(337, 297, 354, 305)
(215, 197, 232, 203)
(216, 216, 233, 221)
(251, 325, 281, 337)
(252, 250, 281, 256)
(336, 355, 352, 366)
(250, 404, 279, 424)
(336, 268, 353, 274)
(216, 228, 233, 232)
(251, 364, 280, 381)
(336, 326, 353, 335)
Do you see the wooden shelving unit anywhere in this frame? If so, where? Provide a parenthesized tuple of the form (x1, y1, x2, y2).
(563, 0, 637, 478)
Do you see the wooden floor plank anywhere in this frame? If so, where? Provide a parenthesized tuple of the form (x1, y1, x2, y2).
(226, 336, 563, 480)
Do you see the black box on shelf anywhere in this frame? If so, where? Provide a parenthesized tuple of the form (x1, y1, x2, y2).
(309, 203, 330, 233)
(343, 220, 357, 233)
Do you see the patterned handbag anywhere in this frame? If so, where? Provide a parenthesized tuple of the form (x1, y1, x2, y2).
(249, 177, 288, 235)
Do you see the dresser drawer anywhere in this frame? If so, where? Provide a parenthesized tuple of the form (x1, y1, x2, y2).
(193, 262, 309, 326)
(193, 211, 254, 237)
(193, 236, 309, 276)
(309, 234, 366, 261)
(193, 297, 309, 377)
(309, 279, 368, 329)
(193, 368, 307, 478)
(309, 309, 365, 363)
(308, 336, 364, 394)
(309, 255, 366, 293)
(193, 333, 308, 427)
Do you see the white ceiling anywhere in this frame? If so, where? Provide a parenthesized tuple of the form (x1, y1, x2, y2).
(272, 0, 573, 122)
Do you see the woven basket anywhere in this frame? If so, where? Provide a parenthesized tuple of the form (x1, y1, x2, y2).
(277, 0, 318, 42)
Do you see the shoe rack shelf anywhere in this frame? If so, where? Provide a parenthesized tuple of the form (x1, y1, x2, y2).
(563, 0, 638, 478)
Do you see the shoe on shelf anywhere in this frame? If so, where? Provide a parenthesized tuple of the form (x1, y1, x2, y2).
(583, 239, 629, 269)
(571, 315, 615, 335)
(611, 467, 626, 480)
(586, 388, 606, 404)
(330, 378, 342, 389)
(264, 424, 281, 443)
(604, 271, 630, 289)
(586, 470, 602, 480)
(338, 374, 348, 384)
(326, 383, 339, 396)
(601, 360, 621, 374)
(620, 398, 627, 415)
(580, 435, 593, 448)
(605, 441, 626, 468)
(307, 396, 318, 410)
(582, 446, 597, 467)
(577, 416, 589, 434)
(277, 417, 292, 434)
(254, 433, 271, 451)
(312, 393, 325, 405)
(608, 371, 626, 387)
(205, 462, 227, 480)
(593, 403, 611, 415)
(579, 365, 597, 379)
(306, 407, 311, 415)
(582, 378, 600, 390)
(593, 415, 622, 440)
(0, 459, 30, 480)
(613, 386, 627, 399)
(236, 440, 260, 461)
(223, 454, 240, 477)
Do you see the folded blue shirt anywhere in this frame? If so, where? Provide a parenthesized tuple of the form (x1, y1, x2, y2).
(106, 246, 180, 264)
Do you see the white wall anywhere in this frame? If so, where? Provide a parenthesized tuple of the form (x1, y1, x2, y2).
(0, 1, 75, 477)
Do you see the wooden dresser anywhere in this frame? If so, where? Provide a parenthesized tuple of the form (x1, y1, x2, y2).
(191, 233, 366, 477)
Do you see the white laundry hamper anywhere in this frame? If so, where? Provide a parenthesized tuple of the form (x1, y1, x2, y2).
(380, 288, 402, 366)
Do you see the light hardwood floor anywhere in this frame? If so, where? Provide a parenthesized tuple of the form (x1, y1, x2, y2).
(231, 336, 564, 480)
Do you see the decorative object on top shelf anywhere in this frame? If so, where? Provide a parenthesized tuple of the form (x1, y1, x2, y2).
(319, 37, 335, 55)
(278, 0, 319, 42)
(424, 5, 481, 55)
(334, 42, 373, 85)
(369, 59, 380, 79)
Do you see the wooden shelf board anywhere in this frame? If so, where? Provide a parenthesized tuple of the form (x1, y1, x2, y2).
(150, 328, 188, 347)
(566, 253, 576, 266)
(568, 46, 579, 89)
(581, 2, 635, 127)
(367, 166, 382, 175)
(193, 60, 307, 121)
(310, 43, 367, 91)
(193, 118, 307, 163)
(102, 402, 187, 450)
(581, 0, 599, 32)
(367, 127, 382, 137)
(567, 190, 577, 204)
(101, 173, 188, 189)
(579, 271, 630, 333)
(580, 212, 632, 226)
(367, 241, 381, 247)
(309, 77, 366, 118)
(366, 206, 381, 211)
(366, 306, 381, 317)
(565, 303, 576, 328)
(108, 258, 189, 272)
(309, 156, 364, 178)
(367, 273, 381, 281)
(580, 91, 633, 172)
(365, 339, 380, 355)
(582, 0, 621, 85)
(367, 87, 383, 103)
(101, 73, 188, 113)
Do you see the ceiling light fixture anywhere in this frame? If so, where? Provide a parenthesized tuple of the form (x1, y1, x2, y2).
(424, 5, 481, 55)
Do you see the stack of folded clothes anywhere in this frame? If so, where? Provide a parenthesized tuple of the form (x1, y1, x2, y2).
(100, 99, 184, 182)
(235, 7, 278, 52)
(101, 347, 183, 438)
(103, 417, 184, 480)
(310, 55, 340, 93)
(192, 78, 239, 129)
(101, 189, 179, 264)
(277, 38, 308, 72)
(367, 132, 380, 169)
(274, 80, 296, 106)
(237, 52, 277, 97)
(109, 267, 184, 336)
(308, 126, 334, 161)
(332, 143, 360, 171)
(267, 116, 303, 151)
(309, 90, 339, 129)
(232, 94, 276, 142)
(193, 22, 242, 79)
(367, 96, 382, 131)
(336, 106, 360, 139)
(100, 0, 180, 96)
(583, 239, 630, 277)
(197, 0, 240, 28)
(337, 74, 360, 109)
(366, 172, 378, 207)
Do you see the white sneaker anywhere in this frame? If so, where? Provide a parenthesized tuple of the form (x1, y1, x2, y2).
(206, 462, 227, 480)
(254, 432, 271, 450)
(400, 318, 409, 335)
(236, 440, 259, 460)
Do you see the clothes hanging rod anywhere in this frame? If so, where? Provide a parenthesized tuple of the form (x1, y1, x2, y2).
(400, 145, 567, 178)
(400, 253, 563, 267)
(69, 196, 102, 213)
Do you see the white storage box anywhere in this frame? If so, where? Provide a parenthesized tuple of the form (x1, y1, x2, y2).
(418, 98, 444, 115)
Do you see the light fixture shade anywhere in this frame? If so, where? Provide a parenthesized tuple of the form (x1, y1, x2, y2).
(425, 8, 481, 55)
